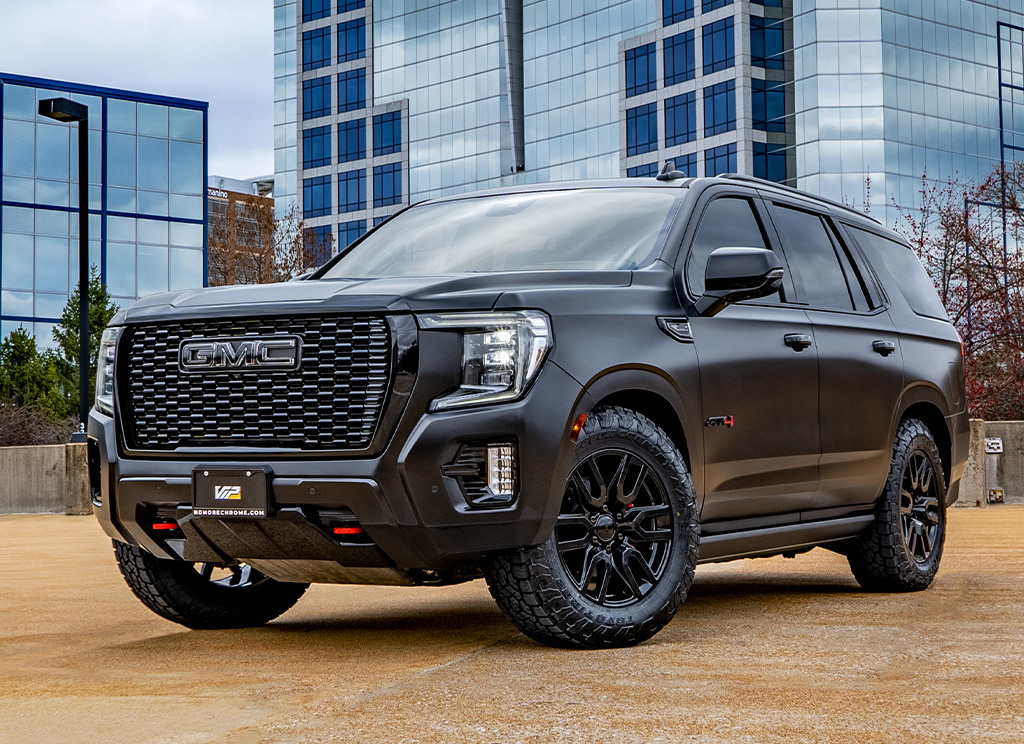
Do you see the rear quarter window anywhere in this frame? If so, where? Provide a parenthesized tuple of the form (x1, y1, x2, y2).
(847, 226, 949, 321)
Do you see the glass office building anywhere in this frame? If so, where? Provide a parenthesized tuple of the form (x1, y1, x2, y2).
(0, 73, 207, 347)
(278, 1, 1024, 234)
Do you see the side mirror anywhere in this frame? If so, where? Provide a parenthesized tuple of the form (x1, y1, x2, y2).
(696, 247, 784, 316)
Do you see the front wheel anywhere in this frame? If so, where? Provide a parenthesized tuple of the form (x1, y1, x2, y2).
(114, 541, 308, 629)
(484, 407, 700, 649)
(847, 418, 947, 592)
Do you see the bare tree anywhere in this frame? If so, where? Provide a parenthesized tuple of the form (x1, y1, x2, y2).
(897, 165, 1024, 420)
(208, 196, 334, 286)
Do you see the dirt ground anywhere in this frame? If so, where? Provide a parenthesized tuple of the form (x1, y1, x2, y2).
(1, 507, 1022, 744)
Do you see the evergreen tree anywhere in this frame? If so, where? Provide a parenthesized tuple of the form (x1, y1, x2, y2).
(51, 266, 120, 417)
(0, 326, 66, 420)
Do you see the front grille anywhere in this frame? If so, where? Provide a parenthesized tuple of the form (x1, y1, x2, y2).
(122, 316, 391, 452)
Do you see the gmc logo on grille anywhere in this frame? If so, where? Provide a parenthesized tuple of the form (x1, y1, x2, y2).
(178, 336, 301, 372)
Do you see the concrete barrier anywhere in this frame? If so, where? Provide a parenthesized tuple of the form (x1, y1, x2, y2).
(970, 420, 1024, 507)
(0, 443, 90, 515)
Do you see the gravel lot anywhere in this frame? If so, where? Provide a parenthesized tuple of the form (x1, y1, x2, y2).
(1, 507, 1022, 744)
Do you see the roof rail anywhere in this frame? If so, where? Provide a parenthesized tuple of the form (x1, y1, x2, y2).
(716, 173, 882, 224)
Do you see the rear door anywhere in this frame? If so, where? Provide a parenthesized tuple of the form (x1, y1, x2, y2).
(763, 198, 904, 511)
(682, 190, 820, 523)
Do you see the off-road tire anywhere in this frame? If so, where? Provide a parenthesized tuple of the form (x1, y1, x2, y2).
(114, 541, 308, 629)
(484, 406, 700, 649)
(848, 418, 947, 592)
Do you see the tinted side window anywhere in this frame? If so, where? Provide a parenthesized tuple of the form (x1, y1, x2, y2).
(686, 197, 768, 296)
(848, 226, 948, 320)
(770, 205, 854, 311)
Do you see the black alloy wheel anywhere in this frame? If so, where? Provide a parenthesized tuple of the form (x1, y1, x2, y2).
(556, 450, 674, 607)
(899, 450, 942, 564)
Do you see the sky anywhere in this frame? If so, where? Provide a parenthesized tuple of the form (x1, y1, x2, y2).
(0, 0, 274, 180)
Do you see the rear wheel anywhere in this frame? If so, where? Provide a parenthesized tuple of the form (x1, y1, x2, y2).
(484, 407, 699, 648)
(114, 541, 308, 629)
(847, 418, 947, 591)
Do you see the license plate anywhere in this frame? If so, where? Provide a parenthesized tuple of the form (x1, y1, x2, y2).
(192, 468, 270, 517)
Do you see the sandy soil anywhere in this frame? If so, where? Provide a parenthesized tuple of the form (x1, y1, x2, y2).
(1, 507, 1022, 744)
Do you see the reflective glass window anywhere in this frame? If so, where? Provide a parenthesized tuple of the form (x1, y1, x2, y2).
(337, 0, 365, 11)
(337, 19, 366, 63)
(3, 85, 36, 120)
(138, 104, 168, 138)
(664, 31, 695, 87)
(373, 163, 401, 208)
(687, 197, 767, 296)
(138, 137, 169, 191)
(170, 222, 203, 248)
(373, 111, 401, 156)
(106, 133, 137, 188)
(303, 175, 332, 218)
(702, 0, 731, 11)
(752, 79, 786, 133)
(625, 43, 656, 97)
(1, 233, 34, 289)
(2, 289, 34, 317)
(2, 119, 35, 177)
(751, 16, 785, 70)
(35, 235, 69, 293)
(338, 119, 366, 162)
(753, 142, 787, 182)
(702, 18, 734, 75)
(752, 0, 782, 6)
(303, 0, 330, 22)
(339, 169, 366, 213)
(303, 125, 332, 168)
(106, 241, 136, 297)
(771, 206, 854, 310)
(704, 81, 735, 136)
(35, 124, 70, 181)
(303, 27, 331, 71)
(674, 153, 697, 177)
(169, 140, 203, 194)
(168, 108, 204, 143)
(2, 206, 33, 233)
(663, 0, 693, 26)
(138, 244, 169, 296)
(304, 225, 334, 267)
(665, 91, 696, 147)
(303, 76, 331, 119)
(338, 220, 366, 249)
(626, 103, 658, 157)
(338, 69, 366, 112)
(704, 143, 736, 176)
(169, 247, 203, 290)
(107, 99, 136, 133)
(627, 162, 658, 178)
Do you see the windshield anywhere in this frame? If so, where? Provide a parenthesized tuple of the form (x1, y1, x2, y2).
(321, 189, 681, 278)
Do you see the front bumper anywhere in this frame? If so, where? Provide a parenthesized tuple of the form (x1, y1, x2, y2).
(90, 360, 586, 573)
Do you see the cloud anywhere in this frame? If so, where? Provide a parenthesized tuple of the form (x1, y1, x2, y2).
(0, 0, 273, 179)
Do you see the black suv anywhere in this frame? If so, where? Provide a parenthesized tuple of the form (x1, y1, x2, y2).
(90, 174, 968, 648)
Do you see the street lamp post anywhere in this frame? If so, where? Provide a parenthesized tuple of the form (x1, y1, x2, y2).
(39, 97, 90, 442)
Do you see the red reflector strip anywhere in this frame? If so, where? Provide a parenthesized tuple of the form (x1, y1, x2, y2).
(333, 526, 363, 535)
(152, 523, 178, 530)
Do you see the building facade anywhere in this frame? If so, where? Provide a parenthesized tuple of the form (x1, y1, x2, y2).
(277, 1, 1024, 242)
(207, 175, 276, 286)
(0, 74, 207, 347)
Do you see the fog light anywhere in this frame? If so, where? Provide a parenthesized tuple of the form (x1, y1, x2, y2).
(442, 441, 518, 508)
(486, 444, 516, 499)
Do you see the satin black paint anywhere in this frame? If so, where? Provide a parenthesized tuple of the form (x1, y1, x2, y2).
(90, 176, 968, 578)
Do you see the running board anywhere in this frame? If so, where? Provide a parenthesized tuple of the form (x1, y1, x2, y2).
(697, 515, 874, 564)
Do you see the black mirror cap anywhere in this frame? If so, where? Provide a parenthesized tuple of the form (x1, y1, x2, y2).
(697, 247, 784, 316)
(705, 247, 783, 293)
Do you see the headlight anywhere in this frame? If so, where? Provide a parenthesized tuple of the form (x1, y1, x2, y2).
(94, 326, 122, 416)
(419, 311, 553, 411)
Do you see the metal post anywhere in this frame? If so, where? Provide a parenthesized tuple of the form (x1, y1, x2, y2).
(964, 196, 972, 342)
(38, 98, 90, 442)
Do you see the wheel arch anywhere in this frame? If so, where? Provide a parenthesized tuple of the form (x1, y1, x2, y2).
(898, 391, 951, 485)
(581, 367, 700, 482)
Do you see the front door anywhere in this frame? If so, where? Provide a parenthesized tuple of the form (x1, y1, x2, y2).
(682, 194, 820, 524)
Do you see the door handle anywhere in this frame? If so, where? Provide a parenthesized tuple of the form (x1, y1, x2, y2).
(872, 340, 896, 357)
(784, 333, 813, 351)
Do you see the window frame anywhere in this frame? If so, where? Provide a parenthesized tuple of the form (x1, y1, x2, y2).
(762, 195, 887, 315)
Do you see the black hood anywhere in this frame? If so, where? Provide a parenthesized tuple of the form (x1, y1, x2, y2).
(116, 271, 632, 324)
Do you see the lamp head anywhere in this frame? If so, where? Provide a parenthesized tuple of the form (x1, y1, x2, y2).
(39, 97, 88, 123)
